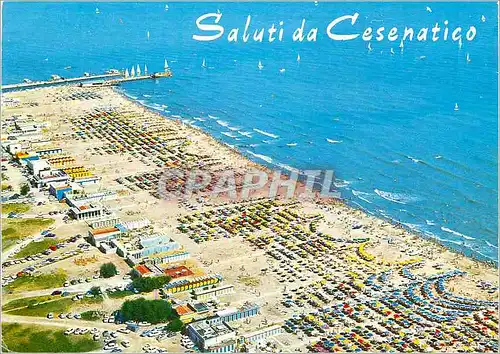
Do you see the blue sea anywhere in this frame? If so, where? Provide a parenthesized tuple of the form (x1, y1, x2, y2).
(2, 3, 498, 262)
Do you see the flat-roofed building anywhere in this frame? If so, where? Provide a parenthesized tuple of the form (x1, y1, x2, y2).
(206, 302, 259, 325)
(186, 320, 236, 353)
(88, 226, 122, 246)
(33, 169, 70, 188)
(89, 216, 121, 229)
(69, 203, 104, 221)
(48, 182, 72, 201)
(125, 234, 180, 264)
(240, 324, 283, 345)
(193, 284, 235, 300)
(27, 159, 50, 177)
(144, 251, 190, 266)
(65, 190, 117, 208)
(36, 147, 63, 157)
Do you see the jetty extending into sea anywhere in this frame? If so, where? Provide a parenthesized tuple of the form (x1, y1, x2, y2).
(2, 61, 172, 91)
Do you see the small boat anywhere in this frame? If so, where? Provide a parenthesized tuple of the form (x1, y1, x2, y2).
(296, 53, 301, 62)
(314, 0, 318, 6)
(367, 42, 373, 52)
(481, 15, 486, 22)
(202, 58, 206, 68)
(64, 66, 72, 70)
(286, 143, 297, 147)
(258, 60, 263, 70)
(466, 52, 471, 63)
(326, 138, 342, 144)
(279, 68, 286, 73)
(454, 103, 459, 111)
(95, 7, 100, 14)
(426, 6, 432, 13)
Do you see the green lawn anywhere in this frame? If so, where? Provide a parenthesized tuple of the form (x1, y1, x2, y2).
(5, 270, 67, 292)
(108, 290, 135, 299)
(1, 203, 31, 215)
(2, 218, 54, 251)
(3, 294, 103, 317)
(2, 323, 100, 352)
(6, 298, 74, 317)
(14, 239, 58, 258)
(80, 310, 102, 321)
(2, 295, 55, 311)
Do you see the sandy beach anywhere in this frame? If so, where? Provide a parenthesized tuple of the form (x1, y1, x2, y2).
(1, 84, 498, 353)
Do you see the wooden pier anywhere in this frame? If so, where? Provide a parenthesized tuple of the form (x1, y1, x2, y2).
(2, 73, 122, 91)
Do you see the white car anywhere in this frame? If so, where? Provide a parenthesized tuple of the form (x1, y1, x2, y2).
(121, 340, 130, 348)
(47, 312, 54, 319)
(64, 328, 75, 335)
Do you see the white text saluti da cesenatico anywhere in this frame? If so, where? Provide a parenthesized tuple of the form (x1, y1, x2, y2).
(192, 13, 477, 43)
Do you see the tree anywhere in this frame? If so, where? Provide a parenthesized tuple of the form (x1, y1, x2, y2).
(100, 263, 117, 278)
(120, 298, 178, 324)
(89, 286, 101, 296)
(132, 275, 171, 293)
(166, 318, 184, 332)
(20, 183, 30, 196)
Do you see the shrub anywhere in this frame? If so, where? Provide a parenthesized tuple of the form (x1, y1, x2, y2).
(166, 318, 184, 332)
(99, 263, 117, 278)
(20, 183, 30, 196)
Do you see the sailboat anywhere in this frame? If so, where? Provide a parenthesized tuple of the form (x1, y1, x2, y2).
(367, 42, 373, 52)
(481, 15, 486, 22)
(147, 31, 150, 40)
(454, 103, 459, 111)
(390, 48, 395, 55)
(124, 68, 129, 78)
(144, 64, 148, 74)
(165, 4, 169, 11)
(296, 53, 301, 62)
(466, 53, 471, 63)
(164, 59, 169, 71)
(202, 58, 207, 68)
(217, 9, 221, 14)
(131, 66, 135, 77)
(458, 37, 463, 49)
(399, 40, 404, 54)
(95, 7, 100, 14)
(136, 64, 141, 76)
(257, 60, 264, 70)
